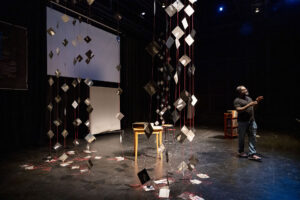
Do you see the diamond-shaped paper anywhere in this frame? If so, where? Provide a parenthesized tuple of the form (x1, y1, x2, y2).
(186, 130, 195, 142)
(47, 27, 56, 36)
(73, 139, 80, 146)
(84, 78, 93, 87)
(189, 0, 197, 4)
(84, 98, 91, 106)
(72, 39, 77, 47)
(47, 102, 53, 112)
(85, 57, 91, 64)
(172, 110, 180, 124)
(165, 36, 174, 49)
(53, 142, 62, 151)
(77, 34, 83, 42)
(174, 72, 178, 84)
(191, 64, 196, 75)
(77, 55, 83, 62)
(191, 29, 196, 38)
(55, 69, 61, 78)
(55, 48, 60, 56)
(73, 58, 77, 65)
(137, 168, 151, 185)
(86, 105, 93, 113)
(73, 118, 82, 126)
(61, 14, 69, 23)
(72, 19, 77, 26)
(85, 50, 94, 59)
(159, 107, 167, 116)
(55, 95, 62, 103)
(49, 51, 53, 59)
(184, 4, 195, 16)
(48, 77, 54, 86)
(178, 161, 188, 172)
(61, 83, 69, 92)
(115, 112, 124, 120)
(116, 65, 121, 71)
(181, 125, 189, 135)
(116, 87, 123, 95)
(72, 79, 78, 88)
(175, 38, 180, 49)
(177, 63, 182, 76)
(165, 63, 174, 74)
(172, 26, 184, 39)
(144, 81, 158, 96)
(176, 132, 187, 143)
(180, 90, 191, 102)
(165, 4, 176, 17)
(47, 130, 54, 139)
(62, 38, 68, 46)
(181, 17, 188, 30)
(72, 100, 78, 109)
(172, 0, 184, 12)
(85, 133, 96, 143)
(173, 98, 186, 111)
(179, 55, 191, 67)
(185, 34, 194, 46)
(59, 153, 68, 162)
(145, 41, 161, 57)
(191, 95, 198, 106)
(61, 129, 69, 138)
(87, 0, 95, 6)
(84, 35, 91, 43)
(53, 119, 62, 127)
(85, 120, 90, 127)
(144, 122, 153, 139)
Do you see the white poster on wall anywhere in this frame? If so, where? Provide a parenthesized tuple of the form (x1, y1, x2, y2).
(90, 86, 120, 134)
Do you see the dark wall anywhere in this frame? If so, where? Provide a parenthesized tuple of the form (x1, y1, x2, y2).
(0, 0, 47, 150)
(120, 3, 300, 132)
(193, 4, 300, 131)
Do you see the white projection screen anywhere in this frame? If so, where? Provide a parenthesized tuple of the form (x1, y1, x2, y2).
(47, 7, 121, 134)
(46, 7, 120, 83)
(90, 86, 120, 134)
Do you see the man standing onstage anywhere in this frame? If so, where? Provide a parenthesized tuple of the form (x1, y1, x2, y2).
(234, 85, 263, 161)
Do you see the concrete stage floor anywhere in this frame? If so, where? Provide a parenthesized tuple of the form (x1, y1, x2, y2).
(0, 127, 299, 200)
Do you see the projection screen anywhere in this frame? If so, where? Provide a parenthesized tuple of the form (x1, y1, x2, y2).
(47, 7, 121, 134)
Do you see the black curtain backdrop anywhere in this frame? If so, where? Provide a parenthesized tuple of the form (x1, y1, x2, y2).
(120, 35, 154, 128)
(0, 0, 46, 151)
(0, 0, 299, 151)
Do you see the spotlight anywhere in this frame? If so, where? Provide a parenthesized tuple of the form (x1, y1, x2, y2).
(218, 6, 224, 12)
(141, 12, 146, 16)
(162, 3, 166, 8)
(255, 7, 260, 13)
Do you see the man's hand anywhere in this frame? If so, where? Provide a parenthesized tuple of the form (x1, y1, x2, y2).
(256, 96, 264, 102)
(249, 101, 258, 106)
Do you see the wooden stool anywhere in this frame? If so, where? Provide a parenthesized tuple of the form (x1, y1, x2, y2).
(162, 124, 175, 144)
(133, 127, 163, 161)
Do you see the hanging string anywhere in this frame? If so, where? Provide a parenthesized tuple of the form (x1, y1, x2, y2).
(56, 77, 59, 144)
(192, 4, 195, 129)
(49, 76, 53, 153)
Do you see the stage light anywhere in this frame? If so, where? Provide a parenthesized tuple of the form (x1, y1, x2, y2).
(218, 6, 224, 12)
(255, 7, 260, 13)
(162, 3, 166, 8)
(141, 12, 146, 16)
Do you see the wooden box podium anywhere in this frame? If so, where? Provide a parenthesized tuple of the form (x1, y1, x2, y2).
(224, 110, 238, 138)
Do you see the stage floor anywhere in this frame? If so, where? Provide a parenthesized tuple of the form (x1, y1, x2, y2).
(0, 127, 299, 200)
